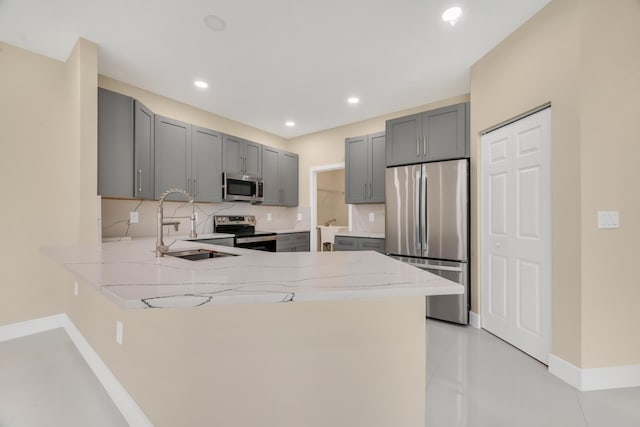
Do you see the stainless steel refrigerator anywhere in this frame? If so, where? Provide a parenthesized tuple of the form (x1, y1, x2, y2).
(385, 159, 469, 324)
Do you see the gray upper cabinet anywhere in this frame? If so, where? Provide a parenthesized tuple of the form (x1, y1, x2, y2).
(191, 126, 223, 203)
(154, 115, 190, 201)
(345, 132, 385, 204)
(386, 102, 469, 166)
(223, 134, 262, 177)
(155, 117, 224, 203)
(98, 88, 134, 198)
(97, 88, 154, 199)
(261, 146, 298, 206)
(134, 100, 155, 199)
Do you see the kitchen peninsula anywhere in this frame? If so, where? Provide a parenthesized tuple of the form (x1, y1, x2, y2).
(43, 238, 462, 427)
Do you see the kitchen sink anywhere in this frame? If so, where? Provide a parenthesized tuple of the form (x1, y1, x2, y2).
(165, 248, 239, 261)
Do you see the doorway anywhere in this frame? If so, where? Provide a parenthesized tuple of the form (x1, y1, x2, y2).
(480, 107, 551, 364)
(309, 163, 351, 252)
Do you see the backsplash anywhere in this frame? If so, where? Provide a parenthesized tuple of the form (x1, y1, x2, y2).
(351, 204, 385, 234)
(101, 198, 310, 239)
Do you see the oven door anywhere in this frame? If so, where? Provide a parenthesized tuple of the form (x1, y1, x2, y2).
(235, 235, 277, 252)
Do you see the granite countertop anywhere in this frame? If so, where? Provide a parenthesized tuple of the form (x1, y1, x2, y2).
(334, 231, 385, 239)
(42, 238, 461, 310)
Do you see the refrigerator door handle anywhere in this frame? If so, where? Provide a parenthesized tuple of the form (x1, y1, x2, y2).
(415, 169, 421, 251)
(408, 263, 463, 273)
(421, 167, 428, 256)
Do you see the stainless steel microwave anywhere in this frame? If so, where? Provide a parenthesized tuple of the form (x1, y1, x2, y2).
(222, 172, 264, 202)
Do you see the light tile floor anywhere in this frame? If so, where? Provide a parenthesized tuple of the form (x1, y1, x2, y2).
(426, 319, 640, 427)
(2, 322, 640, 426)
(0, 328, 128, 427)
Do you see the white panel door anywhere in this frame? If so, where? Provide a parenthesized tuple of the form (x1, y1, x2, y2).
(481, 108, 551, 364)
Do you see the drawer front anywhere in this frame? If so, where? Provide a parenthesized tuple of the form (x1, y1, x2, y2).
(196, 237, 234, 247)
(357, 238, 385, 253)
(334, 236, 357, 251)
(277, 232, 310, 252)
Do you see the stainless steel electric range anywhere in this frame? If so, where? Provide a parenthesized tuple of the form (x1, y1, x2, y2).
(213, 215, 277, 252)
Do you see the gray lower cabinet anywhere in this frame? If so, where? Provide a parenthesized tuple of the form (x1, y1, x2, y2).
(223, 134, 262, 177)
(193, 237, 234, 247)
(386, 102, 469, 166)
(345, 132, 385, 203)
(276, 232, 310, 252)
(334, 236, 385, 254)
(98, 88, 154, 199)
(262, 146, 299, 206)
(155, 116, 223, 202)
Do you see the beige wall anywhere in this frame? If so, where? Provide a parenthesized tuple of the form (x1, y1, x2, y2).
(290, 94, 470, 208)
(579, 0, 640, 368)
(0, 40, 97, 326)
(317, 169, 348, 227)
(470, 0, 640, 368)
(99, 76, 289, 152)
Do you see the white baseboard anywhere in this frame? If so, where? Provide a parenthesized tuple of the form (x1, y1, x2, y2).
(549, 353, 640, 391)
(469, 311, 481, 328)
(0, 314, 153, 426)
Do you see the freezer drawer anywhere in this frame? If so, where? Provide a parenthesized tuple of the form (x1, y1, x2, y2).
(390, 256, 469, 324)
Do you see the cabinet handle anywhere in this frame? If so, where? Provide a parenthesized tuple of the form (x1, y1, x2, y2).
(138, 169, 143, 192)
(364, 184, 367, 199)
(193, 178, 197, 198)
(416, 137, 420, 157)
(423, 135, 427, 157)
(187, 178, 191, 194)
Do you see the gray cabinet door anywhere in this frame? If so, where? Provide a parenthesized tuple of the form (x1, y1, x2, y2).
(345, 135, 368, 203)
(223, 134, 244, 174)
(385, 112, 423, 166)
(369, 132, 386, 203)
(334, 236, 358, 251)
(192, 126, 223, 203)
(154, 115, 191, 200)
(244, 140, 262, 177)
(280, 151, 298, 206)
(98, 88, 134, 198)
(357, 238, 385, 253)
(423, 103, 469, 161)
(261, 146, 280, 205)
(134, 100, 155, 199)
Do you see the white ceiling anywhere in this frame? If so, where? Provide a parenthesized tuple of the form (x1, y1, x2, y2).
(0, 0, 550, 138)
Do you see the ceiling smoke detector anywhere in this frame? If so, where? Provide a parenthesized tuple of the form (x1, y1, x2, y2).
(442, 7, 462, 26)
(204, 15, 227, 31)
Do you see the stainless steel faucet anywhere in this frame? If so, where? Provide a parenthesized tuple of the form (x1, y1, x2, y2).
(156, 188, 197, 257)
(324, 218, 337, 226)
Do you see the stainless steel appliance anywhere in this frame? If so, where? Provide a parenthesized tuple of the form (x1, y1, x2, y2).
(222, 172, 264, 202)
(213, 215, 276, 252)
(385, 159, 469, 324)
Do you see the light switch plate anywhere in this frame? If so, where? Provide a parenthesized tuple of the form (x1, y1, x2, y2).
(297, 213, 303, 222)
(116, 321, 124, 345)
(129, 211, 139, 224)
(267, 213, 272, 221)
(369, 212, 375, 222)
(597, 211, 619, 229)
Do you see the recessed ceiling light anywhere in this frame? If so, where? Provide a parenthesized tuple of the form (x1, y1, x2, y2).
(442, 7, 462, 26)
(194, 80, 208, 89)
(285, 121, 296, 127)
(347, 97, 360, 104)
(204, 15, 227, 31)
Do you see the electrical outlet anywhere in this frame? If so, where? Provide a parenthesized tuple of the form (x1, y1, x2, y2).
(129, 211, 139, 224)
(116, 321, 124, 345)
(73, 281, 78, 296)
(267, 213, 272, 221)
(369, 212, 375, 222)
(297, 213, 303, 222)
